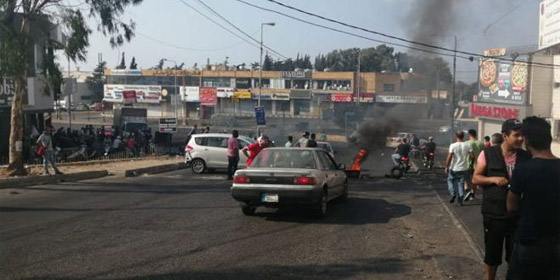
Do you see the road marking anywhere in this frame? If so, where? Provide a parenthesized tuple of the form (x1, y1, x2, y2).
(431, 187, 484, 263)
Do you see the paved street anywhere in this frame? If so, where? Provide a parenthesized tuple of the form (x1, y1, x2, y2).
(0, 148, 484, 279)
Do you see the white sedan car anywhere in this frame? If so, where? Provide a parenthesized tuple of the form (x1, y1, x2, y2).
(231, 148, 348, 217)
(185, 133, 255, 174)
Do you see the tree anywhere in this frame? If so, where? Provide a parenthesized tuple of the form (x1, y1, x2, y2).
(116, 52, 126, 69)
(0, 0, 143, 176)
(86, 61, 107, 102)
(263, 54, 273, 71)
(129, 56, 137, 69)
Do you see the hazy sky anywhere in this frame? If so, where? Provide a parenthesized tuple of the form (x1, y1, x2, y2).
(71, 0, 540, 82)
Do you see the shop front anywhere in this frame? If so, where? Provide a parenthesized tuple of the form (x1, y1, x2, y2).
(470, 102, 530, 138)
(290, 90, 311, 116)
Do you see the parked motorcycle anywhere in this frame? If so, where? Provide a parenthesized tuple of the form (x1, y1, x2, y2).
(423, 152, 435, 169)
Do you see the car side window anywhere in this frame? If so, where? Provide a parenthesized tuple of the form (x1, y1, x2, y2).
(195, 137, 207, 146)
(207, 137, 228, 148)
(238, 139, 249, 149)
(323, 152, 338, 170)
(318, 151, 337, 170)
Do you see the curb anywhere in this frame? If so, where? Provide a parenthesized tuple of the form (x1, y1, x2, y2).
(124, 162, 188, 177)
(0, 170, 109, 189)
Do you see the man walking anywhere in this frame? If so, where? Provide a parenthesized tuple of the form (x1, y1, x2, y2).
(445, 131, 472, 206)
(472, 119, 531, 280)
(227, 130, 240, 180)
(506, 117, 559, 280)
(465, 129, 485, 201)
(37, 126, 63, 175)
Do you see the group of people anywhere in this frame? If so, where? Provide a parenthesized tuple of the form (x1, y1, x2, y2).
(445, 117, 559, 280)
(392, 136, 437, 166)
(285, 131, 326, 148)
(226, 132, 272, 180)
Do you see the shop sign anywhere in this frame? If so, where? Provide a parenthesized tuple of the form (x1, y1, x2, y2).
(376, 95, 428, 104)
(355, 93, 374, 103)
(270, 92, 290, 101)
(0, 78, 17, 106)
(330, 94, 353, 103)
(478, 57, 528, 105)
(109, 69, 142, 76)
(159, 118, 177, 133)
(251, 93, 271, 100)
(199, 87, 217, 105)
(484, 48, 507, 57)
(282, 71, 311, 79)
(217, 87, 234, 98)
(234, 90, 252, 99)
(103, 84, 122, 102)
(470, 103, 524, 120)
(539, 0, 560, 50)
(122, 91, 136, 104)
(181, 86, 199, 102)
(104, 84, 161, 103)
(290, 90, 311, 99)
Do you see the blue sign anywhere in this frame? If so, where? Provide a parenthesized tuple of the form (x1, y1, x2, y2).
(255, 106, 266, 125)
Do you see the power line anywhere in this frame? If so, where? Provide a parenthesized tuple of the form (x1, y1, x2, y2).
(194, 0, 288, 59)
(137, 31, 254, 52)
(233, 0, 475, 62)
(264, 0, 560, 69)
(176, 0, 286, 61)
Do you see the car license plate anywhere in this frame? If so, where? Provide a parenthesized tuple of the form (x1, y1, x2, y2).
(261, 193, 279, 203)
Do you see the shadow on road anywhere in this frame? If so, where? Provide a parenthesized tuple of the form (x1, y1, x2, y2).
(254, 197, 411, 225)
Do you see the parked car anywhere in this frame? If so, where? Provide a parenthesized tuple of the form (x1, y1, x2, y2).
(185, 133, 255, 174)
(91, 102, 105, 111)
(439, 121, 461, 134)
(317, 141, 335, 159)
(230, 148, 348, 217)
(386, 132, 415, 148)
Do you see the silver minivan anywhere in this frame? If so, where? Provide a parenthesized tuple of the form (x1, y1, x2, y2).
(185, 133, 255, 174)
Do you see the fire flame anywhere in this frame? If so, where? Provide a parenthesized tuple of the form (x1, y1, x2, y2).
(350, 149, 369, 171)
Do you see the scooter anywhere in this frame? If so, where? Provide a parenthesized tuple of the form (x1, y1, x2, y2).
(390, 156, 411, 179)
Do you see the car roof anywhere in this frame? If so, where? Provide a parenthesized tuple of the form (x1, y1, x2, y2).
(316, 141, 330, 145)
(263, 147, 325, 152)
(193, 133, 250, 138)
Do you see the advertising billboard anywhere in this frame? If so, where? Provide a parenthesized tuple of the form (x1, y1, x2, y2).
(180, 86, 199, 102)
(199, 87, 217, 106)
(330, 94, 353, 103)
(539, 0, 560, 50)
(216, 87, 234, 98)
(104, 84, 161, 103)
(478, 58, 528, 105)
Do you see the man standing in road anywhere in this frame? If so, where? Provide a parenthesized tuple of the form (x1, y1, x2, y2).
(285, 135, 293, 147)
(392, 138, 410, 166)
(465, 129, 485, 201)
(227, 130, 240, 180)
(243, 135, 269, 167)
(506, 117, 559, 280)
(472, 119, 531, 280)
(445, 131, 472, 206)
(37, 126, 63, 175)
(295, 132, 309, 147)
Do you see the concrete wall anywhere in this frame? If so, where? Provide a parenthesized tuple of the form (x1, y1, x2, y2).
(530, 55, 554, 117)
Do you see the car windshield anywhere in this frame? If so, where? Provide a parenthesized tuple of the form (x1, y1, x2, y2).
(317, 143, 332, 152)
(251, 149, 316, 169)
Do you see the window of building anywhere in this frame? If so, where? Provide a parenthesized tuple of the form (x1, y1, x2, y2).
(252, 78, 270, 89)
(313, 80, 352, 91)
(202, 77, 231, 88)
(383, 83, 395, 92)
(236, 78, 251, 89)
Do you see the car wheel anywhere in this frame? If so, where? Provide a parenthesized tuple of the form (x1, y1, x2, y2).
(191, 158, 206, 174)
(241, 205, 256, 216)
(314, 188, 328, 218)
(391, 166, 403, 179)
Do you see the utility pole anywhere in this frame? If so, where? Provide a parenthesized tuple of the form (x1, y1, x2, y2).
(450, 36, 457, 143)
(67, 56, 72, 130)
(357, 48, 361, 106)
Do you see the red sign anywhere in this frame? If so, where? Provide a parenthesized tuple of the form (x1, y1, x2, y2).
(470, 103, 520, 120)
(122, 91, 136, 104)
(199, 87, 217, 105)
(330, 94, 353, 103)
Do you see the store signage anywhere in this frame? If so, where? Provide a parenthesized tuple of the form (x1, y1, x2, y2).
(104, 84, 161, 103)
(255, 106, 266, 125)
(122, 91, 136, 104)
(375, 95, 428, 104)
(270, 92, 290, 101)
(290, 90, 311, 99)
(330, 94, 353, 103)
(199, 87, 217, 106)
(251, 93, 271, 100)
(539, 0, 560, 50)
(470, 103, 522, 120)
(484, 48, 507, 57)
(355, 93, 374, 103)
(181, 86, 199, 102)
(281, 71, 311, 79)
(234, 90, 252, 99)
(217, 87, 234, 98)
(109, 69, 142, 76)
(159, 118, 177, 133)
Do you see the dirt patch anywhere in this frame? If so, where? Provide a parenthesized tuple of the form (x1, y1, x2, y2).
(0, 156, 184, 179)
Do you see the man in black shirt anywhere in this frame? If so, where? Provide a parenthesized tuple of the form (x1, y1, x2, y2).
(506, 116, 559, 280)
(392, 138, 410, 165)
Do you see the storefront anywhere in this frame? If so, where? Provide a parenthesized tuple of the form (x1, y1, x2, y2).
(470, 103, 530, 137)
(290, 90, 311, 116)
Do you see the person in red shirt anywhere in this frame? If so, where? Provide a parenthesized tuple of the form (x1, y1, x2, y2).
(243, 135, 269, 167)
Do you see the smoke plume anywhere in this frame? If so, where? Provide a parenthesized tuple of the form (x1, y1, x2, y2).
(405, 0, 462, 50)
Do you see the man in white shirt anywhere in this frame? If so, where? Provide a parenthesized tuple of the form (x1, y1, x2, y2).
(445, 130, 473, 206)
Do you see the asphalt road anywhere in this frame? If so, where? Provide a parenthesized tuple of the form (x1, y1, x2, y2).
(0, 149, 483, 279)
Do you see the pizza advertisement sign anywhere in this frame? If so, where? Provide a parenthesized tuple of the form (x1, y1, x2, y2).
(478, 57, 529, 106)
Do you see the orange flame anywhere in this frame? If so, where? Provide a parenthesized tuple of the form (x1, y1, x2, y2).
(350, 149, 369, 171)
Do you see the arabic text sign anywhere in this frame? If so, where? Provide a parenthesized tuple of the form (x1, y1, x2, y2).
(375, 95, 428, 104)
(181, 86, 200, 102)
(199, 87, 217, 105)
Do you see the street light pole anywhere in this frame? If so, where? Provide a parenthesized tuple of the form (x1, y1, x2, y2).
(258, 22, 275, 108)
(163, 59, 178, 119)
(450, 36, 457, 143)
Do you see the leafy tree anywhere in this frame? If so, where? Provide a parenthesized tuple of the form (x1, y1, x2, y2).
(86, 61, 107, 102)
(0, 0, 143, 175)
(116, 52, 126, 69)
(129, 56, 137, 69)
(263, 54, 273, 71)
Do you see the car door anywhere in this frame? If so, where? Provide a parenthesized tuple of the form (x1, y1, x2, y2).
(316, 151, 339, 199)
(325, 152, 346, 189)
(205, 137, 229, 168)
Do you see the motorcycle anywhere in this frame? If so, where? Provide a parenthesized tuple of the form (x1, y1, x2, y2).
(423, 152, 435, 169)
(390, 156, 411, 179)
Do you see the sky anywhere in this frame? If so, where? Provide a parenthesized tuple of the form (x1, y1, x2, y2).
(69, 0, 540, 83)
